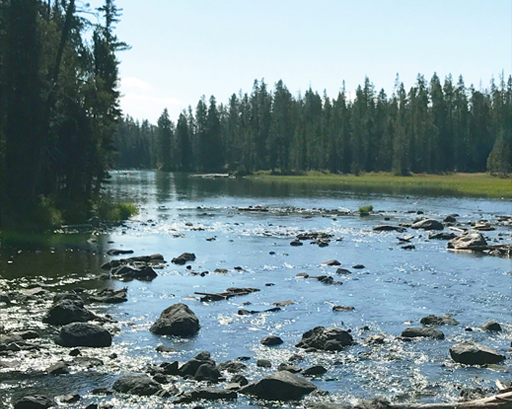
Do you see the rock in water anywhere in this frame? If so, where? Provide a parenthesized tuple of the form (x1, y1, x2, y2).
(411, 219, 444, 231)
(173, 387, 237, 404)
(43, 299, 96, 326)
(55, 322, 112, 347)
(14, 395, 55, 409)
(447, 232, 487, 250)
(239, 371, 317, 401)
(450, 341, 505, 365)
(479, 320, 502, 331)
(401, 327, 445, 340)
(420, 314, 459, 326)
(261, 336, 284, 346)
(113, 374, 162, 396)
(150, 303, 200, 337)
(171, 252, 196, 265)
(296, 326, 354, 351)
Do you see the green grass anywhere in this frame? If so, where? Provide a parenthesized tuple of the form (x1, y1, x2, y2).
(249, 172, 512, 198)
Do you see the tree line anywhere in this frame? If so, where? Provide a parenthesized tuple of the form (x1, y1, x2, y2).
(0, 0, 125, 229)
(116, 74, 512, 177)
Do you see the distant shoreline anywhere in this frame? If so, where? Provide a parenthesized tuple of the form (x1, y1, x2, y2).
(247, 172, 512, 199)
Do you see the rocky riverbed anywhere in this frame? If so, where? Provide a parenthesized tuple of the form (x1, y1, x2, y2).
(1, 171, 512, 409)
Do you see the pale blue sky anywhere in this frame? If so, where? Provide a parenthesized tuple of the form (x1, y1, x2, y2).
(83, 1, 511, 123)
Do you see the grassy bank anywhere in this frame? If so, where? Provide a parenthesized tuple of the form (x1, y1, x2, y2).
(248, 172, 512, 198)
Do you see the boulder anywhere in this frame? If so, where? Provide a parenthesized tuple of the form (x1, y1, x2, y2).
(420, 314, 459, 326)
(230, 374, 249, 386)
(171, 252, 196, 265)
(290, 240, 303, 246)
(448, 232, 487, 250)
(336, 268, 352, 275)
(180, 351, 215, 376)
(479, 320, 502, 332)
(173, 387, 237, 404)
(239, 371, 317, 401)
(43, 299, 96, 326)
(194, 363, 222, 382)
(150, 303, 200, 337)
(261, 336, 284, 346)
(278, 363, 302, 373)
(332, 305, 354, 312)
(450, 341, 506, 365)
(156, 345, 177, 353)
(14, 395, 55, 409)
(401, 327, 444, 340)
(443, 215, 457, 223)
(296, 326, 354, 351)
(113, 374, 162, 396)
(322, 260, 341, 266)
(302, 365, 328, 376)
(411, 219, 444, 231)
(217, 360, 246, 373)
(373, 225, 406, 232)
(47, 361, 69, 375)
(257, 359, 272, 368)
(55, 322, 112, 347)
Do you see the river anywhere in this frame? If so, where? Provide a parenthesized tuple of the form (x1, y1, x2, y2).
(1, 170, 511, 408)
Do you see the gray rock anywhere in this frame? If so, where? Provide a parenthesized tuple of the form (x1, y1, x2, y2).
(420, 314, 459, 326)
(443, 215, 457, 223)
(296, 326, 354, 351)
(159, 361, 180, 375)
(43, 299, 96, 326)
(47, 361, 69, 375)
(448, 232, 487, 250)
(401, 327, 445, 340)
(479, 320, 502, 331)
(173, 387, 237, 404)
(156, 344, 177, 353)
(180, 351, 215, 376)
(261, 336, 284, 346)
(450, 341, 506, 365)
(322, 260, 341, 266)
(257, 359, 272, 368)
(302, 365, 327, 376)
(58, 394, 80, 404)
(171, 252, 196, 265)
(231, 374, 249, 386)
(411, 218, 444, 231)
(113, 374, 162, 396)
(429, 232, 457, 240)
(150, 303, 200, 337)
(278, 363, 301, 373)
(336, 268, 352, 275)
(90, 288, 128, 303)
(55, 322, 112, 347)
(194, 363, 222, 382)
(111, 265, 157, 281)
(332, 305, 354, 312)
(14, 395, 55, 409)
(240, 370, 317, 401)
(217, 360, 246, 373)
(364, 334, 386, 345)
(290, 240, 303, 246)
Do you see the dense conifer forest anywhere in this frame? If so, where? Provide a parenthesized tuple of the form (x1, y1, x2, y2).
(116, 75, 512, 177)
(0, 0, 125, 229)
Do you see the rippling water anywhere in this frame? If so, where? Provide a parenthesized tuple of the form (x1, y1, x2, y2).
(1, 171, 511, 408)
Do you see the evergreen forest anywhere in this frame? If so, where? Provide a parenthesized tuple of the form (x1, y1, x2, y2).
(116, 75, 512, 178)
(0, 0, 125, 230)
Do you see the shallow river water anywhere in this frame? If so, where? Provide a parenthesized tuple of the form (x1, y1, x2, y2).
(1, 171, 511, 408)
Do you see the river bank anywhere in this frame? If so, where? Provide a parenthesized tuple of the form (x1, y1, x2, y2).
(248, 172, 512, 198)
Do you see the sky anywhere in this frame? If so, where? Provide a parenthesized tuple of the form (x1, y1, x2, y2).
(81, 0, 512, 124)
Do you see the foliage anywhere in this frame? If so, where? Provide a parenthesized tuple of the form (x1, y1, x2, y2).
(359, 205, 374, 213)
(94, 199, 138, 221)
(0, 0, 125, 230)
(114, 74, 512, 178)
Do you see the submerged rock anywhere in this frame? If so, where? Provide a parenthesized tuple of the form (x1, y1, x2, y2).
(373, 225, 406, 232)
(111, 265, 157, 281)
(302, 365, 327, 376)
(401, 327, 445, 340)
(55, 322, 112, 347)
(90, 287, 128, 303)
(150, 303, 200, 337)
(332, 305, 354, 312)
(14, 395, 55, 409)
(429, 232, 457, 240)
(296, 326, 354, 351)
(420, 314, 459, 326)
(113, 374, 162, 396)
(411, 218, 444, 231)
(174, 387, 237, 404)
(450, 341, 506, 365)
(322, 259, 341, 266)
(239, 371, 317, 401)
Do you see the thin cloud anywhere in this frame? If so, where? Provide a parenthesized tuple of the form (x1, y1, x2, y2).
(121, 77, 153, 91)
